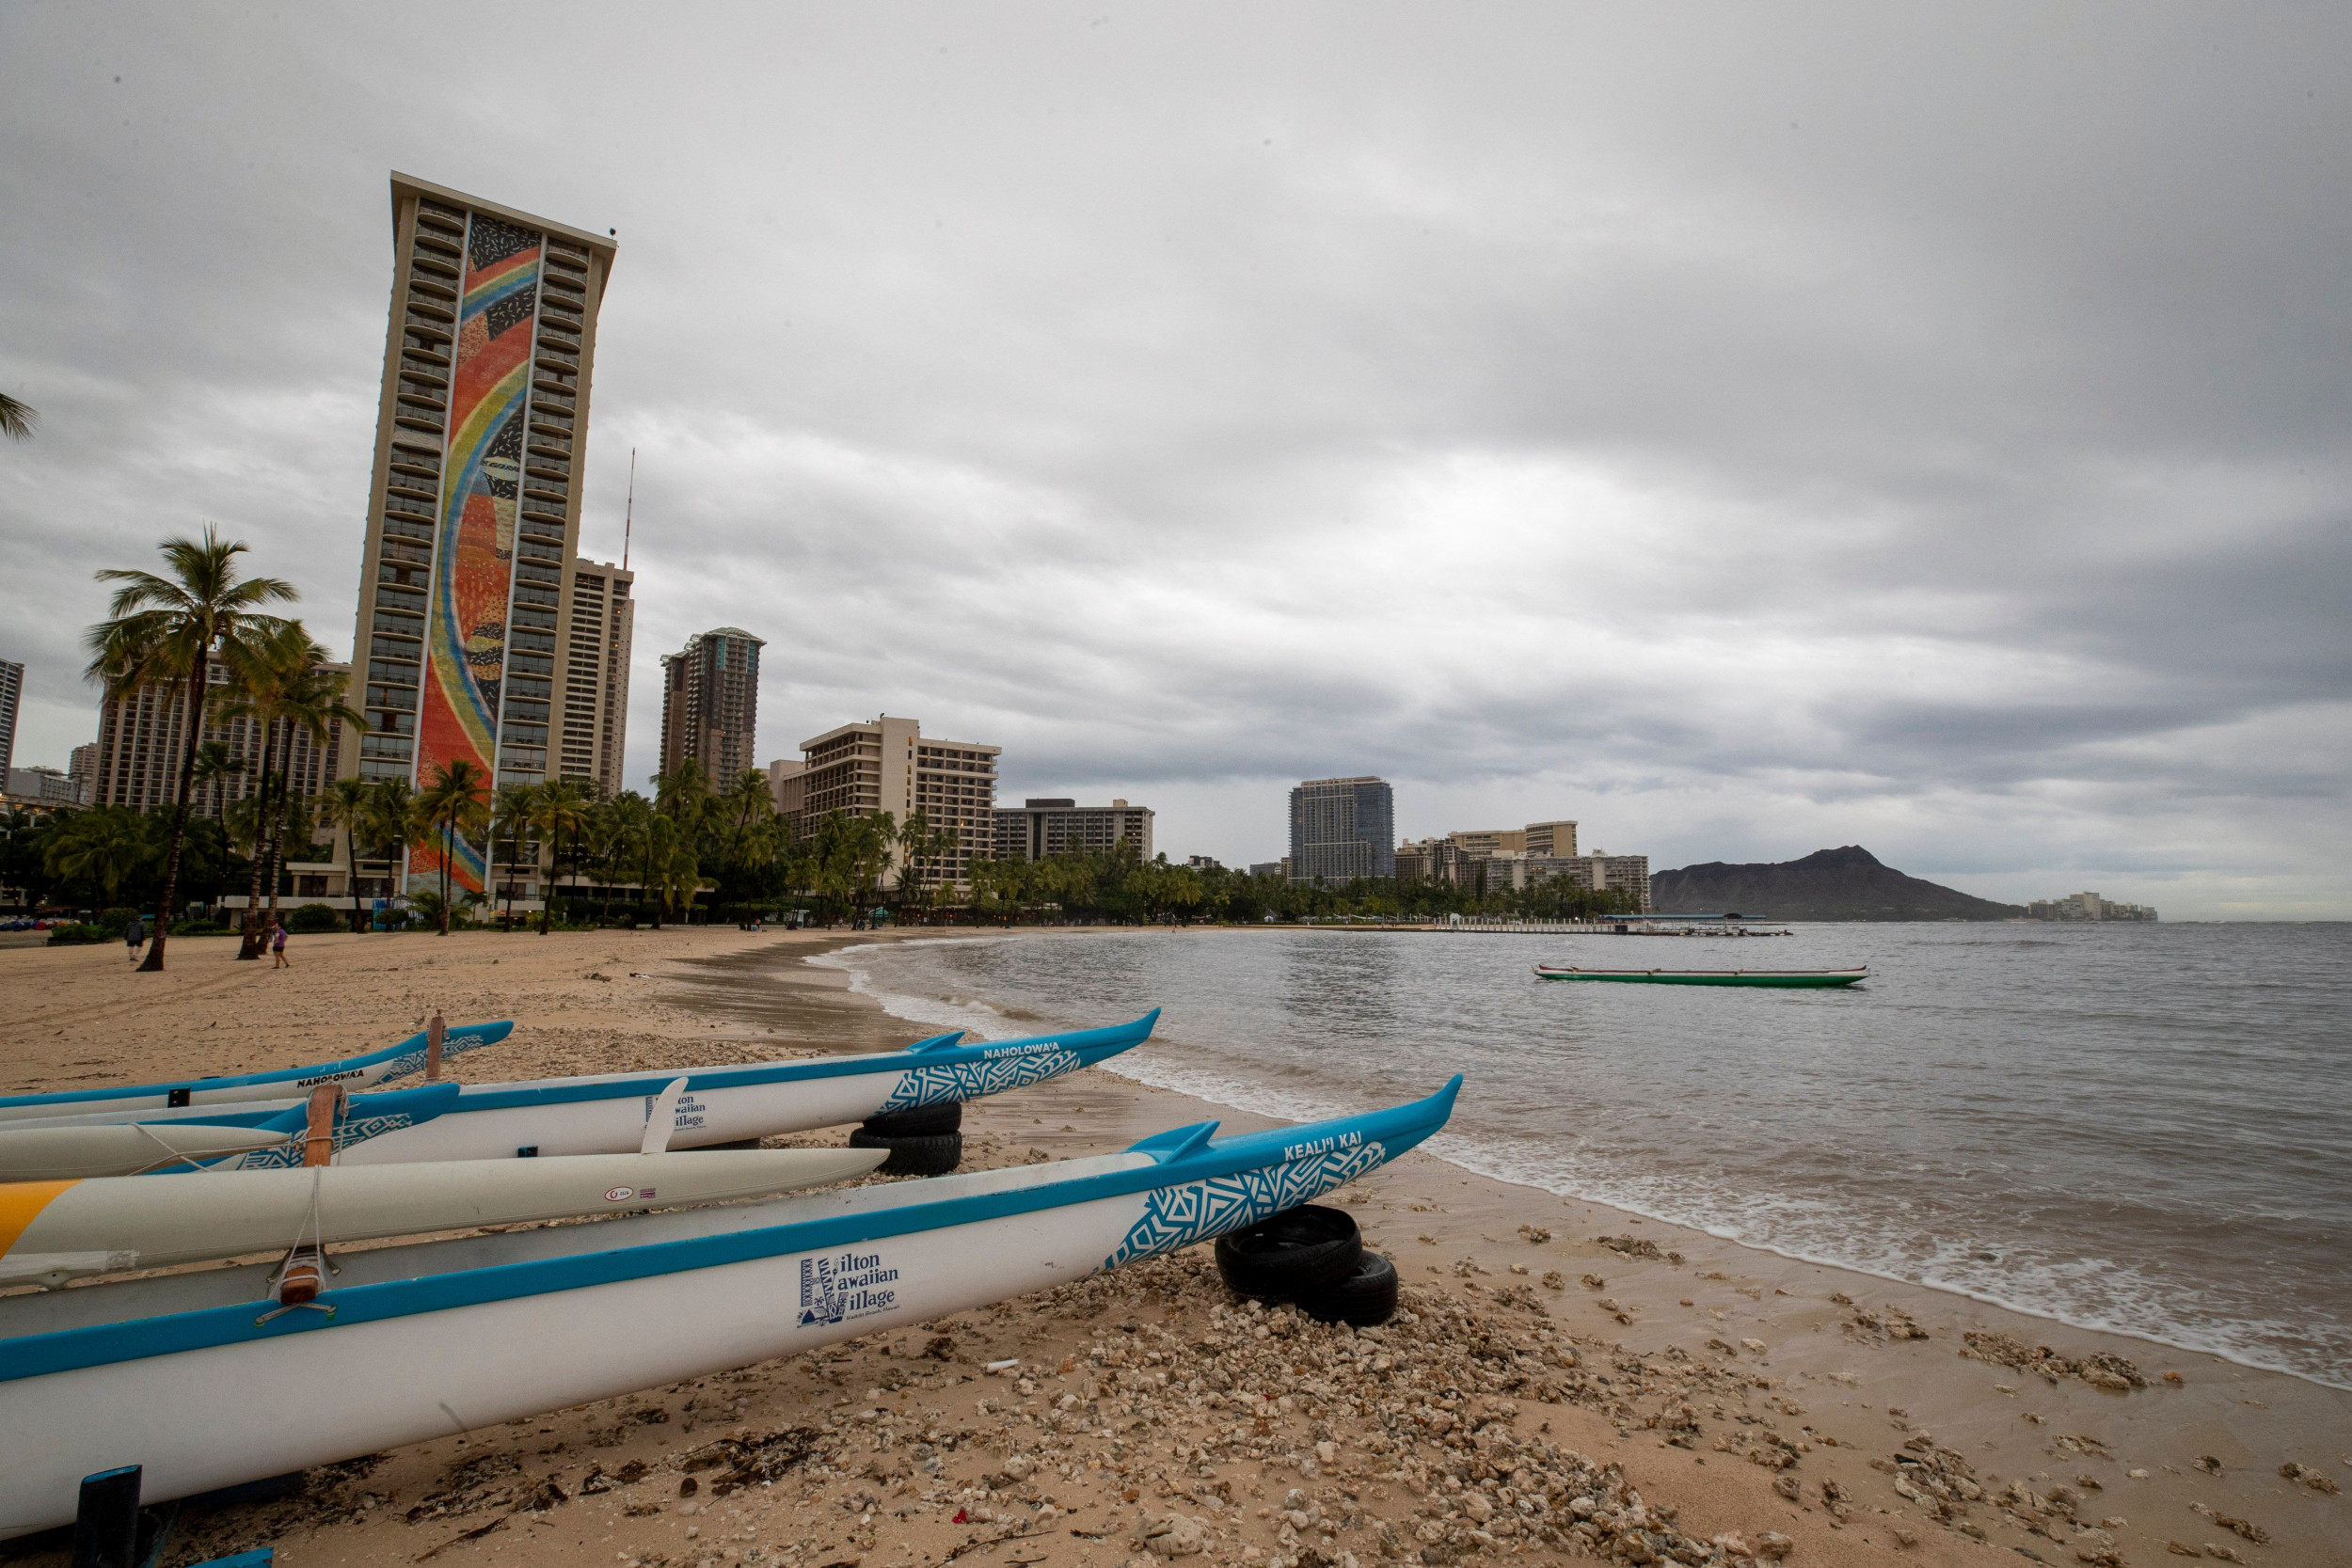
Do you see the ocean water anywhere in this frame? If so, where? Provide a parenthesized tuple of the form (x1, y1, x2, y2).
(809, 924, 2352, 1388)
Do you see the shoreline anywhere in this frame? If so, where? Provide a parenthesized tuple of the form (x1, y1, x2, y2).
(770, 931, 2352, 1564)
(803, 931, 2343, 1395)
(0, 927, 2342, 1568)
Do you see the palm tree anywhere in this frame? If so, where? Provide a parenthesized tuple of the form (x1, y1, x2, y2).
(490, 783, 541, 928)
(43, 807, 155, 904)
(414, 759, 492, 934)
(83, 528, 296, 970)
(361, 778, 422, 925)
(717, 768, 777, 886)
(219, 625, 362, 956)
(187, 741, 246, 818)
(0, 390, 34, 442)
(639, 814, 679, 927)
(321, 777, 374, 932)
(528, 779, 593, 933)
(657, 831, 706, 925)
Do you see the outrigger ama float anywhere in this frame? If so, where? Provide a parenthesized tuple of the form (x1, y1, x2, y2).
(0, 1078, 1461, 1540)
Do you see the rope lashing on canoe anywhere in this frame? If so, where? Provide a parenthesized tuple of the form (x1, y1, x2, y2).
(256, 1165, 338, 1326)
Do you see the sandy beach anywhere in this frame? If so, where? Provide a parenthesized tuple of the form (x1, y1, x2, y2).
(0, 927, 2344, 1568)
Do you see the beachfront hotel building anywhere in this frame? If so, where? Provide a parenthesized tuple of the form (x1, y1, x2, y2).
(89, 658, 350, 823)
(1288, 776, 1395, 884)
(2024, 891, 2158, 922)
(1524, 851, 1652, 911)
(991, 799, 1154, 863)
(345, 173, 618, 897)
(0, 658, 19, 780)
(659, 627, 763, 784)
(563, 559, 634, 797)
(794, 717, 999, 890)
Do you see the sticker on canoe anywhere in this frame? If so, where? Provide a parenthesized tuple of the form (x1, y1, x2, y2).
(642, 1092, 708, 1132)
(798, 1246, 899, 1327)
(604, 1187, 635, 1202)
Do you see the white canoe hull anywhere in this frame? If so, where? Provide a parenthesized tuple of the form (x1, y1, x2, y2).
(0, 1022, 512, 1124)
(328, 1072, 907, 1164)
(0, 1196, 1131, 1527)
(0, 1074, 1457, 1539)
(0, 1083, 460, 1182)
(206, 1015, 1159, 1170)
(0, 1124, 292, 1182)
(0, 1148, 886, 1286)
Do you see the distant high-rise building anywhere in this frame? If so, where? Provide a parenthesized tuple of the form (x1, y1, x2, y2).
(796, 716, 997, 889)
(660, 627, 764, 784)
(1287, 776, 1394, 883)
(1248, 861, 1284, 879)
(560, 558, 633, 796)
(6, 767, 78, 807)
(68, 742, 98, 805)
(1524, 851, 1651, 911)
(766, 757, 807, 819)
(2024, 891, 2157, 923)
(345, 172, 618, 899)
(0, 659, 20, 780)
(1405, 819, 1583, 888)
(1524, 820, 1578, 858)
(992, 798, 1153, 863)
(91, 661, 347, 818)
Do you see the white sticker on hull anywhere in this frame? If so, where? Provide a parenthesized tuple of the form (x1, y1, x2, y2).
(798, 1247, 900, 1327)
(644, 1093, 710, 1133)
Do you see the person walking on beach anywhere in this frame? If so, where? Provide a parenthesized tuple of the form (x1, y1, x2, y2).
(124, 912, 146, 965)
(269, 922, 290, 969)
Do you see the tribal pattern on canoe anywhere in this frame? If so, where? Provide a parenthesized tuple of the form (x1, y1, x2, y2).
(874, 1048, 1085, 1113)
(1102, 1140, 1389, 1270)
(376, 1033, 499, 1085)
(228, 1112, 426, 1169)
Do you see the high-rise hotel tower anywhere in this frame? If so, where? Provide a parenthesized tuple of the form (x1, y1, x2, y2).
(349, 174, 620, 896)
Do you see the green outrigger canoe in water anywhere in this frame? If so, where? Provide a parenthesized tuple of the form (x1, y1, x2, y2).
(1534, 964, 1868, 988)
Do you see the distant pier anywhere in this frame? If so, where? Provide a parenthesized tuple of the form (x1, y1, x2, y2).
(1445, 917, 1792, 937)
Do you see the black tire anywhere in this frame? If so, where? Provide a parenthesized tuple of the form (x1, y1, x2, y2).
(861, 1101, 962, 1138)
(848, 1127, 962, 1176)
(1215, 1204, 1363, 1301)
(1295, 1252, 1399, 1327)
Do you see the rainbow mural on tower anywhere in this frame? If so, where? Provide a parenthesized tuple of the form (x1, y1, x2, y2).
(409, 214, 545, 896)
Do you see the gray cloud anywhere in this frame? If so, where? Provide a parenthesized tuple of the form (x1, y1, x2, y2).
(2, 4, 2347, 916)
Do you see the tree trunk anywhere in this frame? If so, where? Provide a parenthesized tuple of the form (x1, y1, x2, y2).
(502, 830, 522, 929)
(438, 821, 453, 935)
(347, 820, 366, 934)
(139, 650, 210, 973)
(537, 823, 557, 935)
(262, 720, 292, 935)
(237, 715, 280, 958)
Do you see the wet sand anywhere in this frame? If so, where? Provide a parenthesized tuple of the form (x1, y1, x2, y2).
(0, 928, 2344, 1568)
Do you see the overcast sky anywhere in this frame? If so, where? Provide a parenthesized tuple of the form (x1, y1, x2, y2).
(4, 5, 2347, 916)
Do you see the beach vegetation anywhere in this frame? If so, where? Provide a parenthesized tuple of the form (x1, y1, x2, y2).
(82, 526, 297, 969)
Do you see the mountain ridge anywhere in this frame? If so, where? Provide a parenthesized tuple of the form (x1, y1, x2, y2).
(1649, 846, 2023, 922)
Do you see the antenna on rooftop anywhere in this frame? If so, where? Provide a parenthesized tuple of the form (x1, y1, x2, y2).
(622, 447, 636, 570)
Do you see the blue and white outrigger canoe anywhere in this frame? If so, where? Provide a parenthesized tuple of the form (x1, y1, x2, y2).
(0, 1084, 463, 1182)
(0, 1078, 1459, 1539)
(193, 1012, 1158, 1169)
(0, 1022, 512, 1125)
